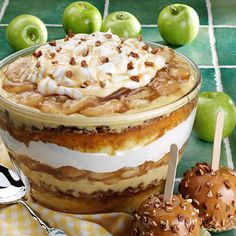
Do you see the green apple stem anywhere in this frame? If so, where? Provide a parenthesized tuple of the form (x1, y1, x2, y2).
(118, 14, 124, 20)
(28, 32, 35, 41)
(163, 144, 179, 204)
(170, 5, 178, 15)
(211, 111, 224, 172)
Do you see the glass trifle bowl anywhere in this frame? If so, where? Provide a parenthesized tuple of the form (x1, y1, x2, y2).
(0, 32, 201, 214)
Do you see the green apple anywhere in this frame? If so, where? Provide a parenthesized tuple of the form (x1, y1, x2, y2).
(101, 11, 141, 38)
(193, 92, 236, 142)
(6, 14, 48, 51)
(158, 4, 199, 46)
(63, 1, 102, 34)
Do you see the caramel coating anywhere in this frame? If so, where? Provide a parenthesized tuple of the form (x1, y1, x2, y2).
(132, 194, 201, 236)
(179, 162, 236, 231)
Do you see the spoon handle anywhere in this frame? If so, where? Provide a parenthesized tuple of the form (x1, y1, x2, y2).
(17, 199, 67, 236)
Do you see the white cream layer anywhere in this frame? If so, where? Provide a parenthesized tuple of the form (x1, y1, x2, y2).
(1, 109, 196, 173)
(29, 31, 168, 99)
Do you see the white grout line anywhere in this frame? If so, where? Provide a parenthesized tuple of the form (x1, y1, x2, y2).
(198, 65, 236, 69)
(103, 0, 109, 20)
(224, 138, 234, 169)
(142, 24, 158, 27)
(206, 0, 223, 91)
(214, 25, 236, 28)
(206, 0, 234, 169)
(0, 0, 9, 21)
(45, 24, 63, 27)
(219, 65, 236, 69)
(198, 65, 215, 68)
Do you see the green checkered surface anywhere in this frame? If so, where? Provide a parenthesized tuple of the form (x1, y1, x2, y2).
(0, 1, 236, 235)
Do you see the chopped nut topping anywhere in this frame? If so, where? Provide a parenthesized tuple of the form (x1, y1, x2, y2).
(180, 203, 187, 210)
(100, 57, 109, 64)
(184, 181, 188, 188)
(80, 81, 90, 88)
(50, 52, 56, 58)
(32, 50, 42, 58)
(130, 51, 139, 58)
(195, 169, 204, 176)
(197, 162, 211, 172)
(224, 179, 231, 189)
(142, 44, 149, 51)
(68, 29, 74, 38)
(49, 73, 55, 80)
(104, 33, 112, 39)
(165, 205, 173, 212)
(81, 60, 88, 68)
(151, 48, 159, 54)
(127, 61, 134, 70)
(52, 60, 58, 64)
(69, 57, 76, 65)
(203, 202, 209, 209)
(232, 200, 236, 207)
(160, 220, 169, 231)
(145, 61, 154, 67)
(215, 204, 220, 209)
(95, 40, 102, 46)
(116, 46, 122, 53)
(193, 199, 200, 205)
(36, 61, 41, 68)
(65, 70, 73, 78)
(207, 191, 213, 198)
(137, 35, 142, 41)
(56, 47, 62, 52)
(171, 224, 179, 233)
(48, 40, 56, 46)
(151, 220, 157, 227)
(197, 186, 202, 192)
(82, 48, 89, 57)
(185, 218, 190, 228)
(130, 75, 140, 82)
(216, 192, 223, 198)
(178, 214, 185, 222)
(133, 212, 140, 220)
(189, 224, 195, 232)
(99, 81, 106, 88)
(206, 182, 213, 188)
(81, 38, 86, 41)
(221, 219, 226, 227)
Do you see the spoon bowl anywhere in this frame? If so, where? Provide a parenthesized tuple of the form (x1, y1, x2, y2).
(0, 164, 67, 236)
(0, 165, 27, 204)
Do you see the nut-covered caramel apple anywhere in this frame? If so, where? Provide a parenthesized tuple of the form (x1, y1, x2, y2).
(179, 162, 236, 232)
(132, 193, 201, 236)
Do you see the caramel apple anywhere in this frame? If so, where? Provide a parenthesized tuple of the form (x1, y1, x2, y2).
(179, 162, 236, 232)
(132, 193, 201, 235)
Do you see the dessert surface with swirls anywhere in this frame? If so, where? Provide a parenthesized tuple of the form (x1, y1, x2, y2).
(1, 31, 196, 117)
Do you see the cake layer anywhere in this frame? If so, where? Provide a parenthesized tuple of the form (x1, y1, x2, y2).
(1, 107, 195, 172)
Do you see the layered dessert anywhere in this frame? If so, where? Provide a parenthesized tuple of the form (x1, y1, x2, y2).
(0, 32, 201, 213)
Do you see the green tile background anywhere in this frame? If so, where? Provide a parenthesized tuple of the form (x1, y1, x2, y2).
(215, 28, 236, 65)
(212, 0, 236, 25)
(0, 1, 236, 235)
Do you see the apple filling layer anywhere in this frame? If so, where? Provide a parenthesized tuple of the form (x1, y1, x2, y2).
(1, 32, 196, 116)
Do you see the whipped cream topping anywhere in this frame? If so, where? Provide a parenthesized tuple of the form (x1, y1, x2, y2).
(29, 31, 166, 99)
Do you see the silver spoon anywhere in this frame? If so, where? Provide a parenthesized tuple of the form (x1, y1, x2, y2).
(0, 164, 67, 236)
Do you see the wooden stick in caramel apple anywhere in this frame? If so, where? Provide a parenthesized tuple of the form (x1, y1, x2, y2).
(163, 144, 178, 204)
(211, 111, 224, 172)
